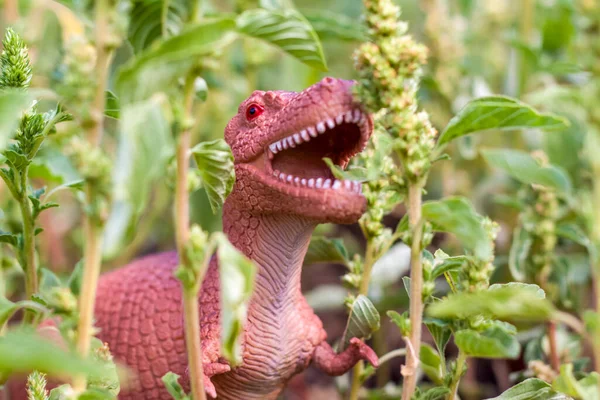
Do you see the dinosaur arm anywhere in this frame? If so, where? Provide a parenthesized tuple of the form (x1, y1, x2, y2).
(312, 337, 379, 376)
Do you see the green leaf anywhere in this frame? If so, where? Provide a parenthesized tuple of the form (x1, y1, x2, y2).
(427, 284, 554, 322)
(552, 364, 599, 399)
(104, 90, 119, 119)
(387, 310, 410, 337)
(161, 372, 189, 400)
(0, 329, 104, 378)
(437, 96, 568, 147)
(431, 256, 467, 279)
(67, 260, 83, 297)
(304, 11, 367, 42)
(422, 197, 493, 260)
(128, 0, 191, 53)
(0, 89, 32, 152)
(116, 17, 237, 103)
(419, 343, 442, 384)
(482, 149, 572, 194)
(216, 233, 256, 366)
(0, 229, 18, 246)
(424, 317, 452, 356)
(191, 139, 235, 214)
(487, 378, 569, 400)
(508, 226, 532, 282)
(237, 8, 327, 71)
(488, 282, 546, 299)
(340, 295, 380, 350)
(103, 96, 173, 258)
(0, 298, 48, 331)
(29, 148, 81, 184)
(420, 387, 452, 400)
(304, 236, 348, 266)
(40, 268, 62, 291)
(455, 327, 520, 359)
(556, 223, 596, 260)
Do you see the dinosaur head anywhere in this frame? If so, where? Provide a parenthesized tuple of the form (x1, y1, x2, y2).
(224, 77, 373, 224)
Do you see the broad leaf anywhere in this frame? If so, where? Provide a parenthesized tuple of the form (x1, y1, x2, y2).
(482, 149, 572, 194)
(0, 90, 32, 152)
(424, 317, 452, 356)
(161, 372, 189, 400)
(340, 295, 380, 350)
(216, 233, 256, 366)
(437, 96, 568, 147)
(553, 364, 599, 399)
(487, 378, 570, 400)
(419, 344, 442, 384)
(387, 310, 410, 337)
(104, 96, 173, 258)
(116, 17, 237, 103)
(0, 230, 18, 246)
(105, 90, 119, 119)
(421, 387, 452, 400)
(304, 11, 367, 42)
(192, 139, 235, 214)
(455, 327, 520, 359)
(422, 197, 493, 260)
(128, 0, 191, 53)
(556, 223, 596, 260)
(237, 8, 327, 71)
(508, 226, 532, 281)
(0, 329, 103, 378)
(427, 285, 554, 321)
(304, 236, 348, 266)
(431, 256, 467, 279)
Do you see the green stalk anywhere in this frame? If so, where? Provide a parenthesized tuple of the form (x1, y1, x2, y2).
(401, 183, 424, 400)
(349, 241, 376, 400)
(73, 0, 112, 392)
(448, 350, 467, 400)
(18, 163, 37, 305)
(592, 162, 600, 392)
(176, 72, 206, 400)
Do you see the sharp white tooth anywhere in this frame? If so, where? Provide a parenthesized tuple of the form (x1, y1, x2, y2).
(358, 116, 367, 126)
(269, 143, 278, 154)
(308, 178, 315, 188)
(353, 181, 361, 192)
(294, 177, 300, 185)
(323, 179, 331, 189)
(276, 141, 283, 151)
(300, 129, 310, 141)
(282, 139, 289, 150)
(286, 175, 293, 183)
(335, 114, 344, 125)
(273, 170, 279, 177)
(287, 137, 296, 148)
(293, 133, 302, 145)
(316, 178, 323, 188)
(344, 180, 352, 190)
(317, 122, 326, 134)
(308, 126, 318, 137)
(353, 109, 361, 123)
(301, 178, 307, 186)
(268, 152, 274, 160)
(279, 172, 285, 180)
(326, 118, 335, 129)
(344, 111, 353, 123)
(332, 180, 341, 190)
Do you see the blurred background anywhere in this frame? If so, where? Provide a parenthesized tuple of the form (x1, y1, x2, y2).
(0, 0, 597, 398)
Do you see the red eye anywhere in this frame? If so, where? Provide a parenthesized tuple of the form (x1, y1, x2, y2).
(245, 103, 264, 120)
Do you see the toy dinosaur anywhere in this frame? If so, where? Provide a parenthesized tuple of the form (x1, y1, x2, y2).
(10, 77, 378, 400)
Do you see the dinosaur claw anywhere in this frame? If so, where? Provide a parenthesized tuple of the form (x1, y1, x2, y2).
(350, 337, 379, 368)
(204, 375, 217, 398)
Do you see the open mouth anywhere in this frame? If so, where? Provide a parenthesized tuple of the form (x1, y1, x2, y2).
(261, 108, 370, 194)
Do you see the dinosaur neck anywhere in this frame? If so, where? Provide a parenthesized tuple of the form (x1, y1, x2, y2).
(222, 201, 315, 305)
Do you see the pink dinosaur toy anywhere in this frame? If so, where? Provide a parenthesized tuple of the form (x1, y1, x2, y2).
(10, 77, 377, 400)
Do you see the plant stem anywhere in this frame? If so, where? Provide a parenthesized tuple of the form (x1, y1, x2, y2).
(18, 165, 37, 305)
(89, 0, 112, 146)
(73, 192, 104, 392)
(448, 350, 467, 400)
(348, 240, 376, 400)
(547, 321, 560, 371)
(401, 183, 424, 400)
(3, 0, 18, 24)
(73, 0, 112, 391)
(591, 161, 600, 390)
(176, 72, 206, 400)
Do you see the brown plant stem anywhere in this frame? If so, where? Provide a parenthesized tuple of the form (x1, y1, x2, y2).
(73, 0, 112, 391)
(547, 321, 560, 371)
(176, 72, 206, 400)
(401, 183, 424, 400)
(3, 0, 18, 24)
(348, 240, 376, 400)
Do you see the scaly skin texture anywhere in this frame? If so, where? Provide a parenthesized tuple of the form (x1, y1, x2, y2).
(8, 77, 377, 400)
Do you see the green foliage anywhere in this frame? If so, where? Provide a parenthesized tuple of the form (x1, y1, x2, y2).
(436, 96, 569, 148)
(0, 28, 32, 89)
(237, 8, 327, 71)
(340, 295, 380, 350)
(454, 326, 520, 359)
(482, 149, 572, 194)
(161, 372, 190, 400)
(304, 236, 349, 266)
(488, 378, 569, 400)
(191, 139, 235, 214)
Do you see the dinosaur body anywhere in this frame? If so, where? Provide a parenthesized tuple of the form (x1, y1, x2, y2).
(9, 77, 377, 399)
